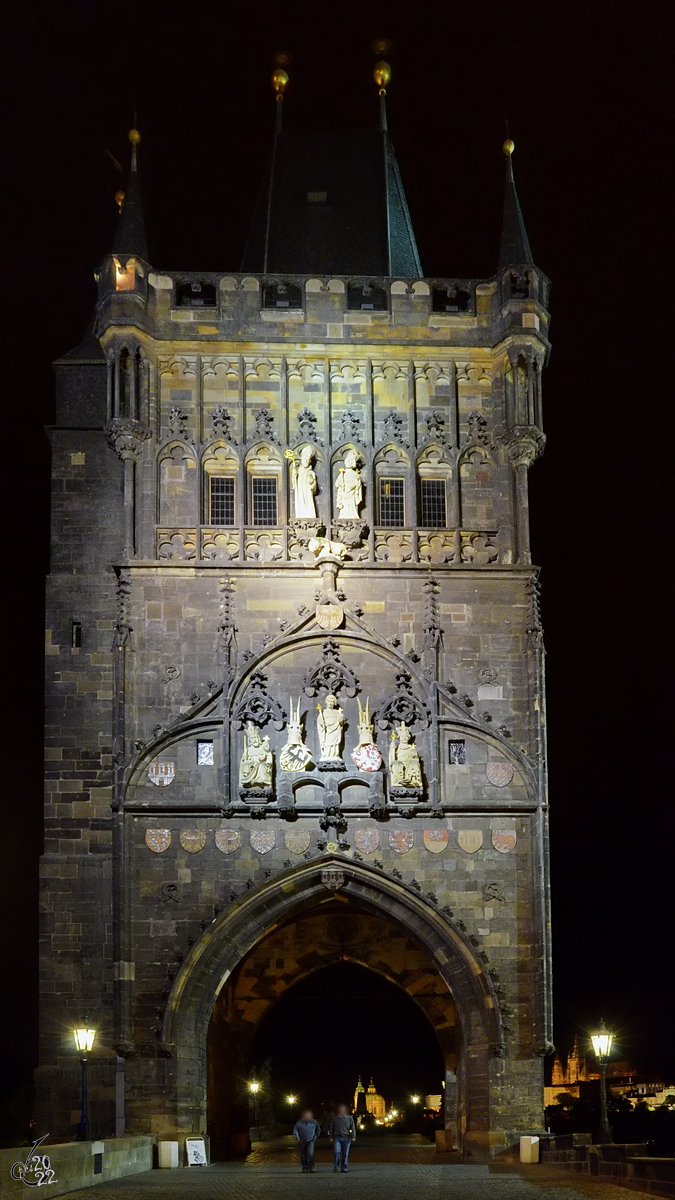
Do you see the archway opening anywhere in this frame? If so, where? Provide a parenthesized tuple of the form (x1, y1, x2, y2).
(206, 898, 457, 1158)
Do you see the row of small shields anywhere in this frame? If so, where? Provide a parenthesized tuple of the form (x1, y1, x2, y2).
(145, 827, 516, 855)
(147, 760, 516, 787)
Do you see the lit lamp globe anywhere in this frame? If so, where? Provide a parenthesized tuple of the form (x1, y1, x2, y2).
(286, 1094, 297, 1105)
(410, 1094, 420, 1104)
(591, 1020, 613, 1061)
(73, 1027, 96, 1054)
(248, 1081, 260, 1094)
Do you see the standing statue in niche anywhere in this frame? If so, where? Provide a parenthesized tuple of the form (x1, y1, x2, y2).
(389, 721, 422, 788)
(316, 693, 345, 760)
(239, 722, 273, 788)
(285, 446, 317, 518)
(335, 450, 362, 518)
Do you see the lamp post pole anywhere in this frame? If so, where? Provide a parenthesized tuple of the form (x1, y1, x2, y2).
(591, 1019, 614, 1145)
(78, 1055, 89, 1142)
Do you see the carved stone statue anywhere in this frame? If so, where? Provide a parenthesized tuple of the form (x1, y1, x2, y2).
(286, 446, 317, 518)
(279, 698, 313, 772)
(239, 722, 273, 788)
(389, 721, 422, 788)
(335, 450, 362, 518)
(316, 693, 344, 760)
(351, 698, 383, 772)
(308, 536, 347, 561)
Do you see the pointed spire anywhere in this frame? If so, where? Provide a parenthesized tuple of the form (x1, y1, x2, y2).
(112, 128, 148, 260)
(498, 139, 533, 270)
(373, 45, 422, 277)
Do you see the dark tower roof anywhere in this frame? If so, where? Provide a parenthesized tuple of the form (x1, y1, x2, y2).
(241, 127, 422, 277)
(498, 141, 533, 269)
(112, 129, 148, 260)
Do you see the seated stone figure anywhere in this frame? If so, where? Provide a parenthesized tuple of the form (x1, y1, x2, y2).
(389, 721, 422, 789)
(239, 722, 273, 788)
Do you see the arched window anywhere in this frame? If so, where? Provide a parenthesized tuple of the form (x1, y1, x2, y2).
(245, 443, 283, 526)
(158, 442, 198, 526)
(202, 443, 239, 526)
(417, 445, 453, 529)
(374, 445, 411, 528)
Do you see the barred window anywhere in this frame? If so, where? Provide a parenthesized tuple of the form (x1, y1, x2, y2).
(379, 477, 405, 527)
(209, 476, 235, 525)
(421, 478, 447, 527)
(449, 740, 466, 765)
(252, 476, 278, 526)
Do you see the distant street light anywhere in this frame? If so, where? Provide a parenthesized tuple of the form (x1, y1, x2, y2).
(72, 1025, 96, 1141)
(286, 1095, 297, 1105)
(248, 1080, 260, 1126)
(410, 1095, 420, 1104)
(591, 1019, 614, 1144)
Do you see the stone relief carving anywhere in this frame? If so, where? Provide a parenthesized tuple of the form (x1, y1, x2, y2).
(378, 671, 430, 731)
(389, 722, 422, 790)
(335, 450, 363, 518)
(157, 529, 197, 560)
(211, 405, 237, 443)
(279, 698, 313, 771)
(316, 694, 345, 761)
(239, 722, 273, 789)
(285, 446, 317, 518)
(105, 417, 152, 463)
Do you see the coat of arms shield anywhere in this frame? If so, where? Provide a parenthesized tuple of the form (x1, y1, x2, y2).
(321, 867, 345, 891)
(250, 830, 275, 855)
(354, 829, 379, 855)
(180, 830, 206, 854)
(215, 829, 241, 854)
(285, 830, 311, 855)
(316, 603, 344, 630)
(146, 828, 171, 853)
(492, 829, 517, 854)
(147, 760, 175, 787)
(389, 829, 414, 854)
(458, 829, 483, 854)
(352, 744, 383, 772)
(486, 761, 514, 788)
(423, 829, 449, 854)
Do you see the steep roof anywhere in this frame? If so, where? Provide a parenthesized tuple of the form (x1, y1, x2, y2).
(241, 127, 422, 277)
(498, 144, 533, 269)
(112, 131, 148, 260)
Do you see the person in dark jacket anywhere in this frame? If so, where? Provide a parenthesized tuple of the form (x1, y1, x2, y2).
(328, 1104, 356, 1172)
(293, 1110, 322, 1173)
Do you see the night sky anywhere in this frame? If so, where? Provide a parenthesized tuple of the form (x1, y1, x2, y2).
(2, 1, 671, 1113)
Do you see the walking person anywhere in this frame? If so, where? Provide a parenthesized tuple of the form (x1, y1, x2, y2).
(293, 1109, 322, 1173)
(329, 1104, 356, 1173)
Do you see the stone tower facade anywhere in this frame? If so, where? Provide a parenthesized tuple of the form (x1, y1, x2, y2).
(38, 95, 552, 1158)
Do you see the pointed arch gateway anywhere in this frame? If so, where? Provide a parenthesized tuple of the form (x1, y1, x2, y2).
(159, 855, 502, 1155)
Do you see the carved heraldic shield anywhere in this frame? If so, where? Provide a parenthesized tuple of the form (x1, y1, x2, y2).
(458, 829, 483, 854)
(146, 829, 171, 853)
(423, 829, 449, 854)
(354, 829, 380, 855)
(215, 830, 241, 854)
(250, 830, 276, 855)
(389, 829, 414, 854)
(148, 761, 175, 787)
(486, 761, 515, 788)
(180, 830, 206, 854)
(492, 830, 517, 854)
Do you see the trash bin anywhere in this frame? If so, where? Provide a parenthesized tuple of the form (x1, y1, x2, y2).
(520, 1136, 540, 1163)
(158, 1141, 180, 1169)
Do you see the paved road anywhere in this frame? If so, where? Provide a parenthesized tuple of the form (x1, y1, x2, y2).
(59, 1137, 656, 1200)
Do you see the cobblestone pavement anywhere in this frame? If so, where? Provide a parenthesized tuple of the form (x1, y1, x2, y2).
(58, 1138, 656, 1200)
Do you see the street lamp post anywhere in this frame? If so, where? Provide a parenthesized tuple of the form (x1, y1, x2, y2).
(248, 1081, 260, 1127)
(591, 1020, 614, 1144)
(72, 1026, 96, 1142)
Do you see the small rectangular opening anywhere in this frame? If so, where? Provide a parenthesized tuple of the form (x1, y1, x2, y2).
(449, 740, 466, 765)
(379, 477, 405, 527)
(209, 476, 235, 526)
(93, 1153, 103, 1175)
(307, 191, 328, 204)
(252, 476, 278, 526)
(197, 741, 214, 766)
(420, 479, 447, 528)
(71, 620, 82, 649)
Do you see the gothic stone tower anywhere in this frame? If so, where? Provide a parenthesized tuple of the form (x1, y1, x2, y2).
(39, 77, 552, 1158)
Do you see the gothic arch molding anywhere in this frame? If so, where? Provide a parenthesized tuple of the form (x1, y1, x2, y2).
(161, 855, 502, 1137)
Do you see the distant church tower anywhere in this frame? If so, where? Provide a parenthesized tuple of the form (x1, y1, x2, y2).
(38, 56, 552, 1159)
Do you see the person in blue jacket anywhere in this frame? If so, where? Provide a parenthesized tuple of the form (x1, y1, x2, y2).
(293, 1109, 322, 1173)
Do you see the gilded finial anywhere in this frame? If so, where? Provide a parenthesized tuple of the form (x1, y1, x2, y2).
(128, 128, 141, 146)
(373, 60, 391, 94)
(503, 139, 515, 156)
(115, 190, 125, 213)
(272, 67, 289, 98)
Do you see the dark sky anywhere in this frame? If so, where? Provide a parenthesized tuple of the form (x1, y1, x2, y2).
(2, 0, 672, 1109)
